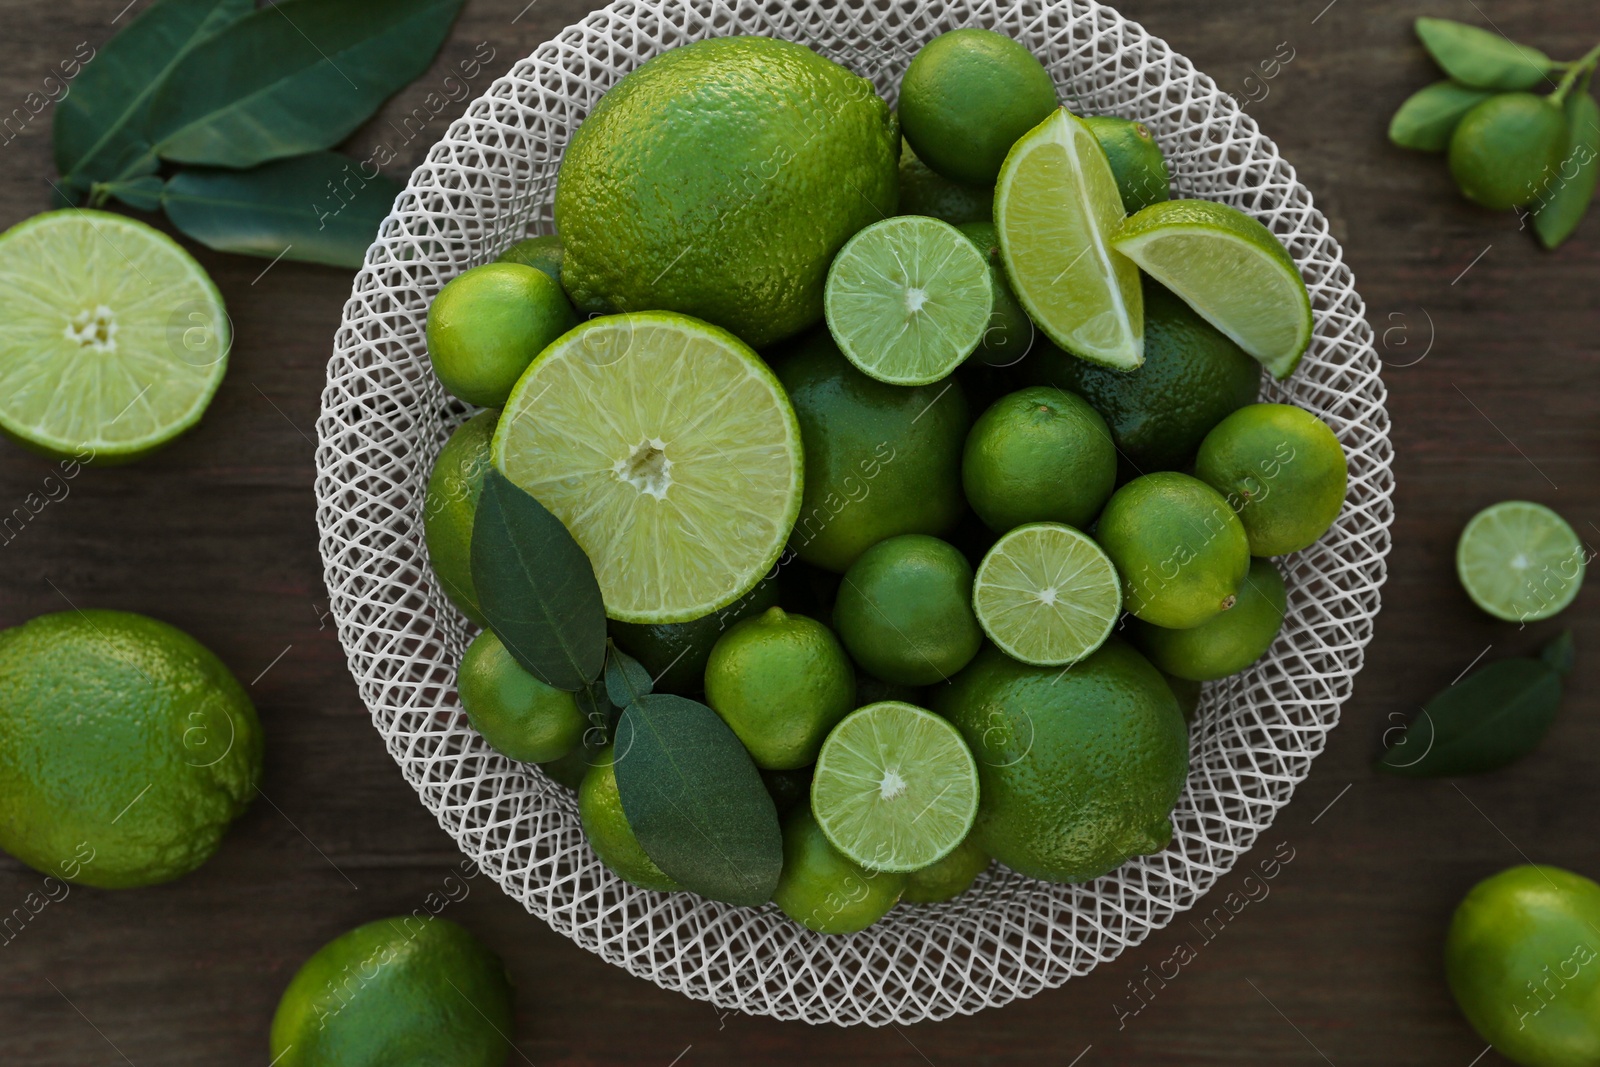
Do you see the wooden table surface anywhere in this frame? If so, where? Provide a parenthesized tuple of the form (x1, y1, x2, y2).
(2, 0, 1596, 1063)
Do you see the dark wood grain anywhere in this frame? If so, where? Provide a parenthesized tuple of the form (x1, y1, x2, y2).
(2, 1, 1597, 1063)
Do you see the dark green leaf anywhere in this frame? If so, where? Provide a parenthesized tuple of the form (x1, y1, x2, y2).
(1377, 653, 1566, 777)
(55, 0, 252, 188)
(1415, 18, 1554, 91)
(96, 175, 166, 213)
(604, 642, 653, 707)
(1540, 630, 1575, 675)
(613, 694, 782, 905)
(147, 0, 465, 169)
(1535, 91, 1600, 249)
(1389, 81, 1496, 151)
(469, 469, 606, 691)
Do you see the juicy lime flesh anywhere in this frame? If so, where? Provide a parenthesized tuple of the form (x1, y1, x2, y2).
(996, 109, 1143, 369)
(974, 523, 1122, 666)
(1457, 501, 1585, 622)
(493, 312, 803, 624)
(0, 210, 228, 460)
(811, 701, 979, 873)
(824, 216, 992, 385)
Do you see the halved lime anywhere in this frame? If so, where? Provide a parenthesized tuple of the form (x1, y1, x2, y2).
(492, 312, 803, 625)
(823, 216, 993, 385)
(811, 701, 979, 873)
(0, 209, 229, 463)
(973, 522, 1122, 666)
(995, 108, 1143, 369)
(1456, 501, 1586, 623)
(1112, 199, 1313, 380)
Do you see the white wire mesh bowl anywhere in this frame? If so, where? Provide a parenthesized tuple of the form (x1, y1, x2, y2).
(314, 0, 1394, 1026)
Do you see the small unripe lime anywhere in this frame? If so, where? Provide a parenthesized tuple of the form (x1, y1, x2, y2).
(458, 629, 585, 764)
(425, 262, 576, 407)
(1448, 93, 1567, 211)
(833, 535, 982, 685)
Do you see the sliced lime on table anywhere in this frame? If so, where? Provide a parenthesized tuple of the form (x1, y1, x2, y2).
(1456, 501, 1586, 622)
(973, 522, 1122, 666)
(995, 108, 1143, 370)
(1112, 199, 1313, 380)
(823, 215, 993, 385)
(0, 209, 229, 463)
(811, 701, 979, 873)
(493, 311, 803, 624)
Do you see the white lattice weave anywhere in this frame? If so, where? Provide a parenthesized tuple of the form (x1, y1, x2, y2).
(314, 0, 1394, 1027)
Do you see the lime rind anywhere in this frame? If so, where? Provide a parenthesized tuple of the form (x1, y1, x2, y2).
(973, 522, 1122, 666)
(1456, 501, 1586, 623)
(811, 700, 980, 873)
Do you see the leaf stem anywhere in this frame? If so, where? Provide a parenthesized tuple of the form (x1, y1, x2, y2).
(1552, 41, 1600, 104)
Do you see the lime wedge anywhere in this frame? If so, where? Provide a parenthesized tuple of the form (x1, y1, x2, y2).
(811, 701, 979, 873)
(492, 311, 803, 624)
(1112, 199, 1313, 380)
(1456, 501, 1586, 623)
(823, 216, 992, 385)
(973, 522, 1122, 666)
(995, 108, 1143, 369)
(0, 209, 229, 462)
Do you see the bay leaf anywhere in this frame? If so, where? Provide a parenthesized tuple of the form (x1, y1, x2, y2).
(1415, 18, 1553, 91)
(1388, 81, 1495, 151)
(604, 642, 654, 708)
(1535, 90, 1600, 250)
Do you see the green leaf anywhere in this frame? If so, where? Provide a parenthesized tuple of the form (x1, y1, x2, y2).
(613, 694, 782, 906)
(147, 0, 465, 169)
(162, 152, 400, 268)
(1415, 18, 1554, 91)
(95, 175, 166, 213)
(1389, 81, 1496, 151)
(469, 469, 607, 692)
(1535, 91, 1600, 249)
(1540, 630, 1576, 675)
(55, 0, 252, 189)
(604, 642, 653, 708)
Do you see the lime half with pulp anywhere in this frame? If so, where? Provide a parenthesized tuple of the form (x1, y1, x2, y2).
(1456, 501, 1585, 622)
(811, 701, 979, 873)
(0, 210, 229, 462)
(973, 522, 1122, 666)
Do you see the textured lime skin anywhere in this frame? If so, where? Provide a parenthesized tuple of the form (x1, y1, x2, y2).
(1195, 403, 1348, 557)
(962, 386, 1116, 532)
(1082, 115, 1171, 213)
(423, 411, 497, 627)
(269, 917, 514, 1067)
(771, 330, 969, 572)
(578, 746, 681, 892)
(934, 641, 1188, 883)
(956, 221, 1034, 366)
(1135, 557, 1286, 681)
(554, 37, 898, 348)
(1446, 865, 1600, 1067)
(899, 28, 1058, 186)
(1449, 94, 1568, 211)
(610, 578, 780, 695)
(771, 807, 905, 934)
(0, 610, 261, 888)
(1097, 471, 1251, 629)
(425, 262, 576, 407)
(898, 139, 992, 224)
(834, 535, 982, 685)
(495, 232, 563, 283)
(458, 630, 585, 764)
(903, 836, 990, 904)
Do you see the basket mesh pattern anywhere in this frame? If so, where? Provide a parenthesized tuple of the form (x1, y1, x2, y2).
(314, 0, 1394, 1026)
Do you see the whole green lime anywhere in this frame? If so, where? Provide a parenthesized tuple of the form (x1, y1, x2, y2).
(609, 577, 780, 695)
(0, 610, 261, 888)
(704, 607, 856, 769)
(496, 232, 563, 283)
(771, 807, 906, 934)
(935, 641, 1187, 883)
(269, 917, 514, 1067)
(899, 28, 1058, 186)
(1449, 93, 1568, 211)
(962, 386, 1116, 532)
(424, 411, 498, 627)
(426, 262, 575, 407)
(1446, 865, 1600, 1067)
(771, 330, 969, 572)
(834, 535, 982, 685)
(956, 221, 1034, 366)
(1195, 402, 1348, 557)
(1135, 557, 1287, 681)
(1082, 115, 1171, 213)
(1096, 471, 1251, 629)
(578, 746, 681, 892)
(898, 138, 993, 224)
(555, 36, 898, 348)
(903, 836, 990, 904)
(458, 629, 585, 764)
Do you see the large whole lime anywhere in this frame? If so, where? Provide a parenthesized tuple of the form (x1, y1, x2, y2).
(270, 917, 514, 1067)
(1449, 93, 1568, 211)
(962, 386, 1116, 532)
(1195, 402, 1347, 557)
(935, 641, 1188, 883)
(1446, 865, 1600, 1067)
(0, 610, 261, 888)
(833, 535, 982, 686)
(423, 410, 497, 627)
(554, 37, 898, 348)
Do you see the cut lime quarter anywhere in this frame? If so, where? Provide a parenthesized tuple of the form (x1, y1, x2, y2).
(823, 215, 993, 386)
(0, 209, 229, 463)
(1457, 501, 1586, 623)
(492, 311, 803, 625)
(973, 522, 1122, 666)
(811, 701, 979, 873)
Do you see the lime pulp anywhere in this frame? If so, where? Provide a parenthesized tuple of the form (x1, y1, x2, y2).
(1456, 501, 1585, 622)
(972, 522, 1122, 666)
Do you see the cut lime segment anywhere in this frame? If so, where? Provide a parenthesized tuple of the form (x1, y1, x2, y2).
(1112, 199, 1313, 380)
(995, 108, 1143, 369)
(492, 312, 803, 625)
(0, 209, 229, 463)
(973, 522, 1122, 666)
(823, 216, 992, 385)
(811, 701, 979, 873)
(1456, 501, 1586, 623)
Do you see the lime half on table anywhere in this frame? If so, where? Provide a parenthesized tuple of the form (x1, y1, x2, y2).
(973, 522, 1122, 667)
(1457, 501, 1586, 622)
(0, 210, 229, 463)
